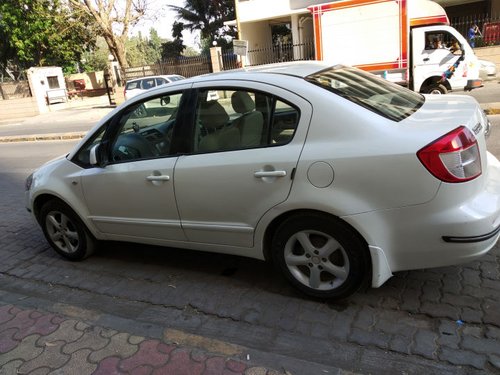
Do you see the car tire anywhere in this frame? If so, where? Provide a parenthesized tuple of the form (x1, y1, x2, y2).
(271, 214, 369, 300)
(40, 200, 96, 261)
(426, 83, 448, 95)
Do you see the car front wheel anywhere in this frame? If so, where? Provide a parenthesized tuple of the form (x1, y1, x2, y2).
(40, 200, 96, 261)
(426, 83, 448, 95)
(272, 214, 369, 299)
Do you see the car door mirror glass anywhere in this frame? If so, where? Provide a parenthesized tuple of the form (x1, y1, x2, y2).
(160, 96, 170, 106)
(89, 143, 109, 168)
(89, 144, 99, 165)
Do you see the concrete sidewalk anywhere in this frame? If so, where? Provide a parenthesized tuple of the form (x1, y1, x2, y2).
(1, 290, 348, 375)
(0, 95, 116, 143)
(0, 304, 284, 375)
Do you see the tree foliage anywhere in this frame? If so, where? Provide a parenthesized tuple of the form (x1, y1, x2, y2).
(69, 0, 151, 77)
(161, 21, 185, 60)
(169, 0, 236, 51)
(127, 29, 165, 66)
(0, 0, 96, 74)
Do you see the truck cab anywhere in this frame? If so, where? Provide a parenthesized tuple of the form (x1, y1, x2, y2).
(412, 25, 481, 94)
(309, 0, 482, 94)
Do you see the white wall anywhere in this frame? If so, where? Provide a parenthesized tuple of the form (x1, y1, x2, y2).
(241, 20, 273, 49)
(238, 0, 306, 23)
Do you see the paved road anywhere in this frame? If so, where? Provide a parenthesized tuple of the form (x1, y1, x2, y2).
(0, 106, 112, 138)
(465, 80, 500, 106)
(1, 85, 499, 374)
(1, 121, 500, 374)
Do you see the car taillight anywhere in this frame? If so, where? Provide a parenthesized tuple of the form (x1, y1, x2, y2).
(417, 126, 481, 183)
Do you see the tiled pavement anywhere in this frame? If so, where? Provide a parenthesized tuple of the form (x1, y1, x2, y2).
(0, 303, 289, 375)
(2, 98, 500, 374)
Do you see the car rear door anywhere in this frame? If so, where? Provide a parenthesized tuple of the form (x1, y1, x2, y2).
(173, 81, 313, 248)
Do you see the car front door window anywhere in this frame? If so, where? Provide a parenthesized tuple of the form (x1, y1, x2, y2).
(110, 92, 183, 162)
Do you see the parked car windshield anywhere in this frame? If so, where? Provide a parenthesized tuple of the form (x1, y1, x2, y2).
(305, 66, 424, 122)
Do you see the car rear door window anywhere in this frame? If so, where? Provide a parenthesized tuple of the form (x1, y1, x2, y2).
(192, 88, 300, 153)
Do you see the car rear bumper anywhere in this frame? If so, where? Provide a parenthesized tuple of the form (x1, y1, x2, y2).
(464, 79, 483, 91)
(343, 151, 500, 283)
(443, 225, 500, 243)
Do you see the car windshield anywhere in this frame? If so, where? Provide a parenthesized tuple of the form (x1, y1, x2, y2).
(305, 66, 424, 122)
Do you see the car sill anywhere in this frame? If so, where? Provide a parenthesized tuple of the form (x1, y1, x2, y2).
(442, 225, 500, 243)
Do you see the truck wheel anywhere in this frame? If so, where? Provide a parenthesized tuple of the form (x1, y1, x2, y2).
(426, 84, 448, 95)
(40, 200, 96, 261)
(271, 214, 369, 300)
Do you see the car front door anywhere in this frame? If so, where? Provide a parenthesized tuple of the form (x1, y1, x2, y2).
(173, 82, 313, 248)
(76, 89, 190, 243)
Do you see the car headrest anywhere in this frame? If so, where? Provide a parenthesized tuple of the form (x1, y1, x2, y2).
(200, 101, 229, 129)
(231, 91, 255, 114)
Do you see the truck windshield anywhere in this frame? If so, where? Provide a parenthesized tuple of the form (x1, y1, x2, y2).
(305, 66, 424, 122)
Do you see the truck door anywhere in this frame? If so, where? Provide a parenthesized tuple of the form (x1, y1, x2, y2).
(412, 27, 470, 93)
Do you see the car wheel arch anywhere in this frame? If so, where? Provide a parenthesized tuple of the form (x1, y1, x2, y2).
(262, 209, 371, 265)
(261, 209, 373, 298)
(419, 76, 451, 94)
(33, 194, 96, 237)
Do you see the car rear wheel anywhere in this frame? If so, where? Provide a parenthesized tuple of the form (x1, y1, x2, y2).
(40, 200, 96, 261)
(272, 214, 369, 299)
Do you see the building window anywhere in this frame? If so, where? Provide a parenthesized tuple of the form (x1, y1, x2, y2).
(47, 76, 60, 89)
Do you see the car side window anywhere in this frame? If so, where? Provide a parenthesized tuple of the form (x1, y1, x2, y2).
(125, 81, 139, 90)
(193, 88, 299, 153)
(109, 92, 183, 163)
(141, 78, 156, 90)
(425, 31, 462, 54)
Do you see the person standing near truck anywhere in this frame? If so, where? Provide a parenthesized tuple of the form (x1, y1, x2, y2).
(468, 24, 479, 48)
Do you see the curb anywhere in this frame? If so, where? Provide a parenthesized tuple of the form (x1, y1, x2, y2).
(0, 132, 87, 143)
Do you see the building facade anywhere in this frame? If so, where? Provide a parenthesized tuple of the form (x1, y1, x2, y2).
(235, 0, 499, 65)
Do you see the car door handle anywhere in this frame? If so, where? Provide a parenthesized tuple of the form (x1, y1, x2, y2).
(146, 175, 170, 181)
(423, 57, 430, 62)
(254, 170, 287, 178)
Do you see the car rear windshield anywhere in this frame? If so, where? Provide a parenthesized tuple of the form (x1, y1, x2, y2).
(305, 66, 424, 122)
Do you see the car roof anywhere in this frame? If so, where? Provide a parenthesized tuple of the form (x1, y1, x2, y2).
(126, 74, 183, 83)
(181, 61, 334, 83)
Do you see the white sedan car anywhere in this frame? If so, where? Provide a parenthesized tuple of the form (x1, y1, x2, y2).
(25, 62, 500, 300)
(123, 74, 185, 100)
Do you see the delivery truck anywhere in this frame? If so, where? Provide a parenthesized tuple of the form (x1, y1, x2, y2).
(308, 0, 482, 94)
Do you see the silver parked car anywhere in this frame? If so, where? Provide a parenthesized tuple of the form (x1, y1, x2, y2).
(26, 62, 500, 299)
(124, 74, 185, 100)
(478, 59, 497, 80)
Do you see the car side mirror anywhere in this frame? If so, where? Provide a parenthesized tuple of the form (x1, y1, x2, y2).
(160, 96, 170, 106)
(89, 143, 108, 168)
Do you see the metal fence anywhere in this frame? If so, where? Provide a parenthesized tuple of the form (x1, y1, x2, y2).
(245, 40, 316, 67)
(0, 81, 31, 100)
(450, 13, 500, 47)
(124, 54, 212, 82)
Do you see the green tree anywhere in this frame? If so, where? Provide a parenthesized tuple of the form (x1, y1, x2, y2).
(69, 0, 152, 77)
(127, 28, 165, 66)
(0, 0, 95, 73)
(161, 21, 185, 60)
(81, 37, 110, 72)
(169, 0, 236, 51)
